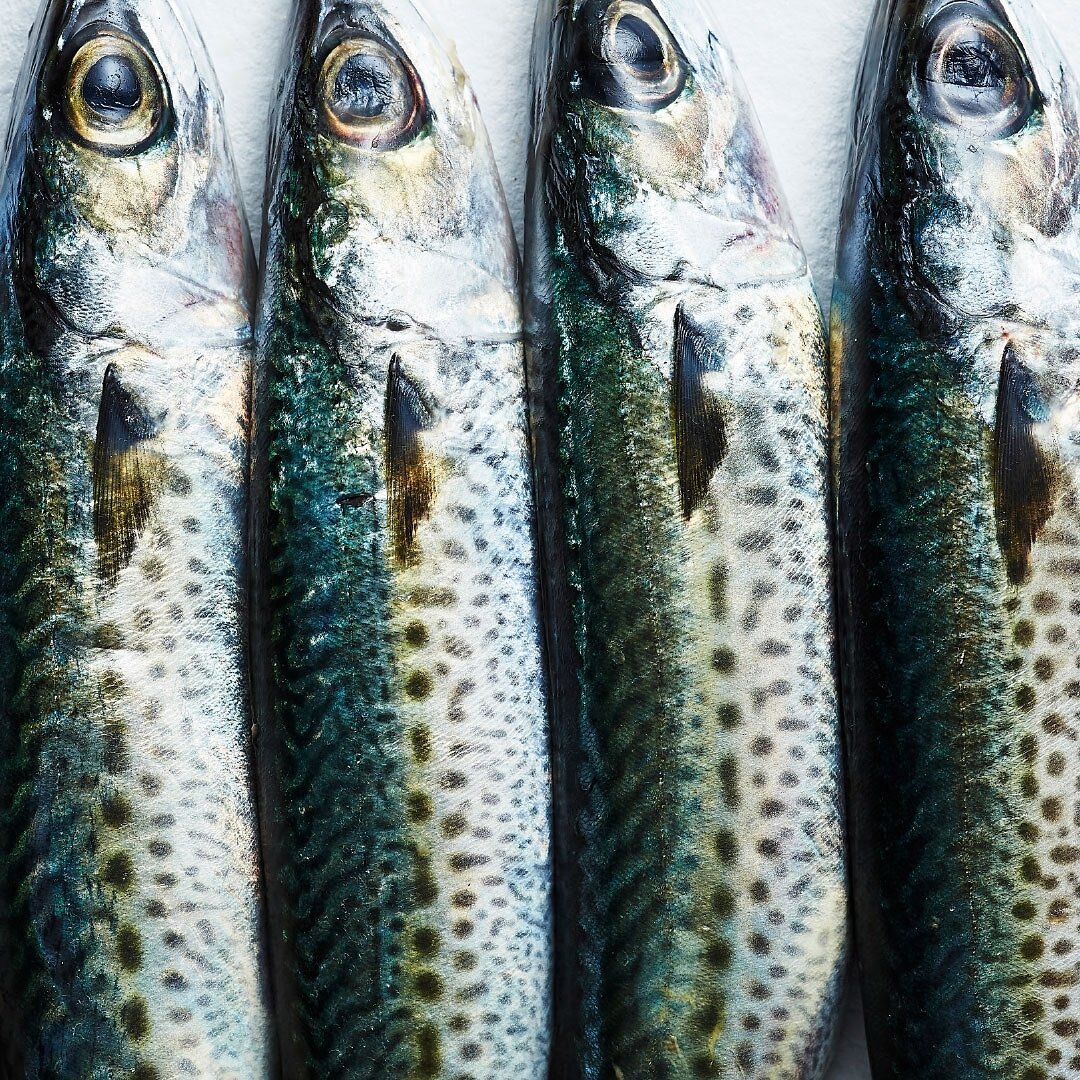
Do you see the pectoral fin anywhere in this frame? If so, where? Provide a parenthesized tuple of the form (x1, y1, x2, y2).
(385, 355, 435, 563)
(673, 305, 728, 519)
(93, 365, 164, 584)
(994, 343, 1060, 585)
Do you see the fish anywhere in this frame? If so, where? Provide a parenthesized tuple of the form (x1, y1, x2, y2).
(832, 0, 1080, 1076)
(0, 0, 274, 1077)
(524, 1, 849, 1077)
(248, 2, 553, 1078)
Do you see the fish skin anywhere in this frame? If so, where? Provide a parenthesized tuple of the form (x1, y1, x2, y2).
(0, 1, 273, 1078)
(833, 0, 1080, 1076)
(249, 3, 552, 1078)
(525, 1, 849, 1077)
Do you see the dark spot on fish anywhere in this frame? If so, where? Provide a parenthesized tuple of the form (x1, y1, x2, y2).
(1048, 752, 1066, 776)
(758, 839, 781, 859)
(1035, 657, 1055, 681)
(1020, 734, 1038, 762)
(449, 853, 489, 872)
(453, 920, 473, 938)
(406, 791, 433, 823)
(452, 890, 476, 908)
(415, 1024, 442, 1078)
(146, 899, 168, 919)
(704, 939, 732, 970)
(162, 971, 187, 991)
(715, 830, 738, 864)
(717, 703, 741, 729)
(709, 564, 729, 621)
(116, 924, 143, 971)
(1023, 998, 1045, 1021)
(406, 671, 434, 701)
(415, 971, 443, 1000)
(712, 648, 736, 674)
(1016, 685, 1037, 711)
(102, 852, 135, 892)
(1015, 621, 1036, 647)
(448, 1014, 470, 1033)
(409, 726, 433, 763)
(442, 771, 468, 790)
(453, 951, 478, 972)
(413, 927, 439, 958)
(1021, 936, 1047, 961)
(102, 794, 133, 828)
(1050, 845, 1080, 864)
(749, 933, 770, 956)
(750, 881, 770, 903)
(404, 621, 429, 648)
(413, 853, 438, 907)
(121, 997, 150, 1041)
(1019, 821, 1039, 841)
(1054, 1020, 1079, 1036)
(442, 813, 467, 839)
(133, 1063, 160, 1080)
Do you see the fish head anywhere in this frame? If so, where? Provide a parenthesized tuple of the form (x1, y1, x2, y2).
(275, 0, 519, 341)
(857, 0, 1080, 338)
(5, 0, 253, 350)
(534, 0, 806, 298)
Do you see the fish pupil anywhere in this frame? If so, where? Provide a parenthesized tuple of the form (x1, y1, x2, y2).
(335, 53, 397, 119)
(943, 42, 1006, 89)
(83, 54, 142, 117)
(614, 14, 665, 74)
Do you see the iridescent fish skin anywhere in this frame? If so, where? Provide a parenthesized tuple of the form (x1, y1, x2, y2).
(525, 2, 849, 1077)
(250, 2, 552, 1078)
(0, 0, 272, 1077)
(834, 1, 1080, 1077)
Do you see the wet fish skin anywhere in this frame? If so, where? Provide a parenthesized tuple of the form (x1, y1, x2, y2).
(0, 0, 272, 1078)
(250, 2, 552, 1078)
(526, 1, 848, 1078)
(833, 1, 1080, 1076)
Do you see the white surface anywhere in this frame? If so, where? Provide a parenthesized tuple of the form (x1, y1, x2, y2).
(3, 0, 1080, 1077)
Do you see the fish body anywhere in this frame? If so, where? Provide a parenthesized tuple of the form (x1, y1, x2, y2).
(833, 1, 1080, 1076)
(0, 1, 272, 1077)
(250, 3, 552, 1078)
(525, 2, 848, 1077)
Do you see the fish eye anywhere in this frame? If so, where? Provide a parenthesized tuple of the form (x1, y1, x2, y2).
(63, 29, 168, 155)
(919, 5, 1034, 137)
(580, 0, 687, 112)
(319, 36, 426, 149)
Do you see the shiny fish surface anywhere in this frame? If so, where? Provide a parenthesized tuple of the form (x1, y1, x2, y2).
(250, 2, 552, 1078)
(0, 0, 272, 1077)
(525, 1, 849, 1077)
(833, 0, 1080, 1076)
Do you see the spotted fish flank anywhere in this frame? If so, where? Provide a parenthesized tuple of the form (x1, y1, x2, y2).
(250, 2, 552, 1078)
(526, 1, 848, 1077)
(0, 0, 272, 1077)
(833, 0, 1080, 1076)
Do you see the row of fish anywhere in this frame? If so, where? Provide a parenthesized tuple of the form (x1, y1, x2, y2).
(0, 0, 1070, 1076)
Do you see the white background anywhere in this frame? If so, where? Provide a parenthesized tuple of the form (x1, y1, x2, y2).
(3, 0, 1080, 1076)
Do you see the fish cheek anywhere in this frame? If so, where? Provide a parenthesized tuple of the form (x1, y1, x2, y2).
(63, 137, 183, 239)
